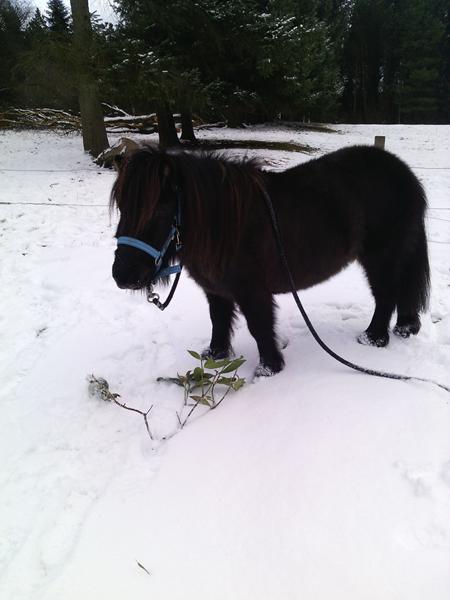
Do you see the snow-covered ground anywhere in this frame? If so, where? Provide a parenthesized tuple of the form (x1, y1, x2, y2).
(1, 124, 449, 600)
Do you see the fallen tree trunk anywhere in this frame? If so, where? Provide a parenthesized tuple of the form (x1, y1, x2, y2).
(104, 113, 157, 133)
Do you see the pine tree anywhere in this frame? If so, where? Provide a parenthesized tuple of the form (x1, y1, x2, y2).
(45, 0, 71, 33)
(437, 0, 450, 121)
(112, 0, 344, 127)
(385, 0, 445, 123)
(342, 0, 387, 122)
(15, 1, 76, 108)
(0, 0, 29, 106)
(27, 8, 47, 36)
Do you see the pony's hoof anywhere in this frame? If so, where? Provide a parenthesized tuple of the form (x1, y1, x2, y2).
(357, 331, 389, 347)
(201, 346, 232, 360)
(393, 322, 421, 338)
(254, 359, 284, 378)
(254, 364, 278, 378)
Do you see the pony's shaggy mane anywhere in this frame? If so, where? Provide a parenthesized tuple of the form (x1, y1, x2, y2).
(111, 145, 268, 276)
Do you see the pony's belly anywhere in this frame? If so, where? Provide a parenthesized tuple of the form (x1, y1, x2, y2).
(270, 254, 355, 294)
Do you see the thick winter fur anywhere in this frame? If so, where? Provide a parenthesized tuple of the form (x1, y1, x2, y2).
(111, 144, 430, 375)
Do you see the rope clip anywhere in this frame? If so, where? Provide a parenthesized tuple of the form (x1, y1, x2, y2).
(146, 287, 160, 304)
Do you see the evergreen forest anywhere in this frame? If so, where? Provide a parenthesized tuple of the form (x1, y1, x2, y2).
(1, 0, 449, 125)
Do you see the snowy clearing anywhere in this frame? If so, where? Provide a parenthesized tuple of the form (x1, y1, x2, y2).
(1, 124, 449, 599)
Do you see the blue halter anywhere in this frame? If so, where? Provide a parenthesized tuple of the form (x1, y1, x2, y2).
(116, 195, 182, 281)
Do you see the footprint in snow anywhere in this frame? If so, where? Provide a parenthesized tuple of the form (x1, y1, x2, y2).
(394, 460, 450, 549)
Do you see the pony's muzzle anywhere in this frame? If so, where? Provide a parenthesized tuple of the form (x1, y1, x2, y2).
(112, 250, 155, 290)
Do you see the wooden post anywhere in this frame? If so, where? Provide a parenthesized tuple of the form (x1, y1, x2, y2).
(374, 135, 385, 149)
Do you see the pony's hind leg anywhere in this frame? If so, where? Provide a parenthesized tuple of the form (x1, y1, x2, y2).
(358, 254, 398, 347)
(202, 293, 236, 359)
(236, 290, 284, 376)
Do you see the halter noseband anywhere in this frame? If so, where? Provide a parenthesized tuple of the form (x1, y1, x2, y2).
(116, 193, 183, 310)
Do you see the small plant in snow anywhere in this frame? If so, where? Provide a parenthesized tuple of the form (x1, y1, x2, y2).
(87, 351, 246, 440)
(87, 374, 154, 439)
(158, 350, 246, 428)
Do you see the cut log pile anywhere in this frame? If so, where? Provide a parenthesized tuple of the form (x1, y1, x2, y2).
(0, 108, 81, 130)
(0, 107, 158, 133)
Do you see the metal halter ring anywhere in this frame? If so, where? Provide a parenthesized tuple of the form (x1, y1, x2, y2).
(146, 287, 160, 303)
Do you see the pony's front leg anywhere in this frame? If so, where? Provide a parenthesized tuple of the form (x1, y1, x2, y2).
(236, 291, 284, 377)
(202, 293, 236, 360)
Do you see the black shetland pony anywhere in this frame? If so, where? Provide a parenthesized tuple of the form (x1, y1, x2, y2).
(111, 145, 430, 377)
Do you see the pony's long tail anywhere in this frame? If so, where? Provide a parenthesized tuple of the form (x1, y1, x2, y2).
(397, 215, 430, 318)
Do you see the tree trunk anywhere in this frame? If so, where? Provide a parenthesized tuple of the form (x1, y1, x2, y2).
(156, 102, 180, 148)
(70, 0, 109, 157)
(180, 110, 196, 142)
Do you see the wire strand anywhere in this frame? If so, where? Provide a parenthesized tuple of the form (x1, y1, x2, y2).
(0, 201, 108, 207)
(0, 168, 107, 173)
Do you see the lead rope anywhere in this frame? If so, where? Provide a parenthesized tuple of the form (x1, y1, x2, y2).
(261, 188, 450, 394)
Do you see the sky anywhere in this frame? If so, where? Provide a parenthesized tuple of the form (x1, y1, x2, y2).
(32, 0, 117, 24)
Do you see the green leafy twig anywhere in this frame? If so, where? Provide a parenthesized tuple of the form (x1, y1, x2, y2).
(157, 350, 246, 429)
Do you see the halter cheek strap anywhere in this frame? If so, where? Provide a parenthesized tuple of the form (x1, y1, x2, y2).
(116, 194, 183, 280)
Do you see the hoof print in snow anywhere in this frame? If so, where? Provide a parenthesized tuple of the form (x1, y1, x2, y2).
(279, 335, 289, 350)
